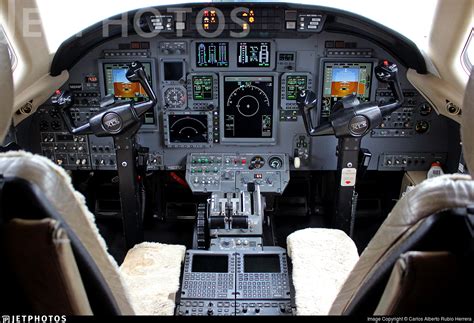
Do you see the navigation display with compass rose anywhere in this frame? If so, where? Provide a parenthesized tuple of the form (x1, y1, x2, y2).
(223, 76, 275, 140)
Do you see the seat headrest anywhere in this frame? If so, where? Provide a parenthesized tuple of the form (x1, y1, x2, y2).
(461, 69, 474, 172)
(0, 31, 14, 144)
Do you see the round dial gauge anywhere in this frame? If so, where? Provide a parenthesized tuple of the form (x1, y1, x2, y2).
(165, 87, 186, 109)
(269, 156, 283, 169)
(227, 85, 271, 118)
(249, 156, 265, 170)
(419, 102, 433, 116)
(415, 120, 430, 134)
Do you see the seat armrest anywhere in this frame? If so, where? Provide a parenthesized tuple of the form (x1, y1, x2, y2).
(287, 228, 359, 315)
(120, 242, 186, 315)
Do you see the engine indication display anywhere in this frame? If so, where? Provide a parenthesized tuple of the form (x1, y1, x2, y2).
(223, 75, 275, 142)
(196, 42, 229, 68)
(321, 61, 374, 120)
(192, 76, 213, 100)
(237, 42, 271, 67)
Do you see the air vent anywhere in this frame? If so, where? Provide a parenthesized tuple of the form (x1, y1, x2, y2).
(446, 100, 461, 115)
(18, 101, 33, 115)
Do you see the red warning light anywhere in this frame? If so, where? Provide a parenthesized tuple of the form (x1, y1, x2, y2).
(55, 90, 61, 95)
(383, 60, 389, 66)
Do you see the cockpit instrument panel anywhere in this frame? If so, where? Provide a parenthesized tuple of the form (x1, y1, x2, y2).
(221, 74, 277, 144)
(195, 42, 229, 68)
(163, 111, 213, 148)
(320, 59, 376, 121)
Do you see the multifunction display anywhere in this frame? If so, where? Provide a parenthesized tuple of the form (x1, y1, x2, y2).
(196, 42, 229, 67)
(192, 75, 213, 100)
(286, 75, 307, 100)
(223, 76, 274, 139)
(321, 61, 373, 120)
(237, 42, 271, 67)
(168, 114, 209, 143)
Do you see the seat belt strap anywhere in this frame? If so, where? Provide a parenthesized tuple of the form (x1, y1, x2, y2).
(0, 174, 4, 225)
(466, 205, 474, 238)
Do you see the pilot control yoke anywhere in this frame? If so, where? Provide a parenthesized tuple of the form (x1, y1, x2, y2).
(296, 60, 405, 234)
(52, 61, 158, 250)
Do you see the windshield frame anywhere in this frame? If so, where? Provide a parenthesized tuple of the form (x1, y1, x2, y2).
(48, 2, 428, 76)
(36, 0, 437, 53)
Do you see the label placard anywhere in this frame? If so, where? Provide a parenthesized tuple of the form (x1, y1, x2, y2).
(341, 168, 357, 187)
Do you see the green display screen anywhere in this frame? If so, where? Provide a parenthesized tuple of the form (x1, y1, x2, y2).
(286, 75, 307, 100)
(192, 76, 213, 100)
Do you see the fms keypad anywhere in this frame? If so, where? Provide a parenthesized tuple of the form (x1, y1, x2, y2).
(177, 248, 292, 316)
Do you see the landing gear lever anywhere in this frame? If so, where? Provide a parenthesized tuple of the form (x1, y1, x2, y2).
(52, 61, 158, 250)
(296, 60, 405, 234)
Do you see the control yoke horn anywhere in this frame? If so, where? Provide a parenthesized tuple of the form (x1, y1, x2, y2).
(52, 61, 157, 137)
(296, 60, 405, 138)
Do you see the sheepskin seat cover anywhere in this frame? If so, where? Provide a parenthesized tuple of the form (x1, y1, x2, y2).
(0, 151, 186, 315)
(287, 228, 359, 315)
